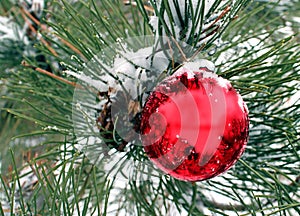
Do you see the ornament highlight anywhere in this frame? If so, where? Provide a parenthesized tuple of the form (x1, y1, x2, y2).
(140, 65, 249, 181)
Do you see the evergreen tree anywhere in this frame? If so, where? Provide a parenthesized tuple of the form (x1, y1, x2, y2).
(0, 0, 299, 215)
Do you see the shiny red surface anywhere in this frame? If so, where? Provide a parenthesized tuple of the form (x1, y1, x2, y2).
(141, 70, 249, 181)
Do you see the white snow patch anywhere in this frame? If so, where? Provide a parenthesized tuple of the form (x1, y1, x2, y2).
(277, 25, 294, 36)
(0, 16, 24, 41)
(20, 0, 45, 17)
(150, 0, 218, 45)
(292, 17, 300, 23)
(64, 70, 109, 90)
(183, 59, 215, 72)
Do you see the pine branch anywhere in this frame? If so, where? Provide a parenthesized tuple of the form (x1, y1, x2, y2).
(0, 0, 299, 215)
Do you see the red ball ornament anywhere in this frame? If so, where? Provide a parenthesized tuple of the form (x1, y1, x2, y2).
(140, 65, 249, 181)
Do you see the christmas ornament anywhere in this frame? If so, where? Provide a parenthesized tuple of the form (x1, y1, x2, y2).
(140, 64, 249, 181)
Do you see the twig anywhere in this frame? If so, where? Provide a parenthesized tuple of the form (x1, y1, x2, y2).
(53, 33, 87, 60)
(20, 7, 58, 57)
(202, 5, 231, 34)
(22, 61, 77, 87)
(170, 36, 188, 62)
(189, 42, 207, 62)
(20, 6, 86, 60)
(20, 7, 43, 28)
